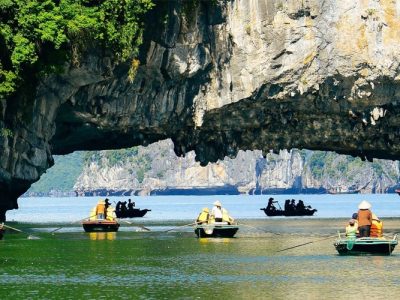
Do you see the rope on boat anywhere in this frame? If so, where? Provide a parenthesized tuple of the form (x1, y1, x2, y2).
(276, 234, 338, 253)
(118, 219, 151, 231)
(164, 222, 198, 232)
(238, 223, 282, 235)
(50, 215, 97, 234)
(2, 224, 40, 240)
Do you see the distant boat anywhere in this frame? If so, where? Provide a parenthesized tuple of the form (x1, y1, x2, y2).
(115, 208, 151, 218)
(260, 198, 317, 217)
(334, 235, 398, 255)
(82, 219, 120, 232)
(194, 223, 239, 238)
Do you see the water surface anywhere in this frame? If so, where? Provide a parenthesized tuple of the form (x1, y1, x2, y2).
(1, 195, 400, 299)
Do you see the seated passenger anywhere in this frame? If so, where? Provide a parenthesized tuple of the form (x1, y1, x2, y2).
(222, 208, 234, 225)
(210, 201, 223, 222)
(95, 200, 106, 220)
(370, 213, 383, 237)
(346, 219, 358, 238)
(196, 208, 209, 224)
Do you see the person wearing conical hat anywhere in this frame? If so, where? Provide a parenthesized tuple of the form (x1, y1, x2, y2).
(357, 200, 372, 237)
(370, 213, 383, 238)
(210, 200, 223, 222)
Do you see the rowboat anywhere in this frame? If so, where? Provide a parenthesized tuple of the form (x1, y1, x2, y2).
(115, 208, 151, 218)
(334, 234, 398, 255)
(82, 219, 120, 232)
(194, 223, 239, 238)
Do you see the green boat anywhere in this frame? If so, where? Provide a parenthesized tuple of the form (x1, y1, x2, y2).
(194, 223, 239, 238)
(334, 233, 398, 255)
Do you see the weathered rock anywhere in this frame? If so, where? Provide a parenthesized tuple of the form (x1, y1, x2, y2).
(3, 0, 400, 219)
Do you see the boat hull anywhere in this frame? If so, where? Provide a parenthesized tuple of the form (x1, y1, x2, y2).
(334, 237, 398, 255)
(194, 224, 239, 238)
(260, 208, 317, 217)
(82, 220, 120, 232)
(116, 209, 151, 218)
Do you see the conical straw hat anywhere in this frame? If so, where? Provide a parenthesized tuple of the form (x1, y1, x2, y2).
(358, 200, 371, 209)
(213, 200, 222, 207)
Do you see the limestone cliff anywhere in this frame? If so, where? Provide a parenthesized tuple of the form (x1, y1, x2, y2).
(3, 0, 400, 219)
(71, 140, 400, 196)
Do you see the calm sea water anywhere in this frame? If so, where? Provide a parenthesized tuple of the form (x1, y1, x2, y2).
(1, 194, 400, 299)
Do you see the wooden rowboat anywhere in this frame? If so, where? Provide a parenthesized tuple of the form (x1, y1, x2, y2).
(334, 234, 398, 255)
(82, 219, 120, 232)
(194, 223, 239, 238)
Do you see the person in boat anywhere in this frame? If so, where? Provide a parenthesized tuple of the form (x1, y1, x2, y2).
(95, 200, 106, 220)
(284, 200, 291, 212)
(222, 207, 235, 225)
(266, 197, 278, 212)
(370, 213, 383, 238)
(290, 199, 297, 211)
(104, 198, 111, 219)
(127, 199, 135, 212)
(296, 200, 305, 211)
(106, 204, 116, 221)
(121, 201, 128, 217)
(346, 219, 358, 238)
(210, 200, 223, 222)
(357, 200, 372, 237)
(196, 208, 209, 224)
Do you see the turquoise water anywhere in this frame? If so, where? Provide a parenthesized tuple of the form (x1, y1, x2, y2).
(1, 194, 400, 299)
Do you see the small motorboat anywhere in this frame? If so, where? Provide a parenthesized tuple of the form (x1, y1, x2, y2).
(194, 222, 239, 238)
(115, 208, 151, 218)
(82, 219, 120, 233)
(260, 207, 317, 217)
(334, 234, 398, 255)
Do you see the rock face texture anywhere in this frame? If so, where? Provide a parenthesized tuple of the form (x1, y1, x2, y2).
(2, 0, 400, 218)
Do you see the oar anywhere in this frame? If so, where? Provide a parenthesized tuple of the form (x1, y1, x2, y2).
(2, 224, 40, 239)
(164, 222, 198, 232)
(50, 215, 97, 234)
(276, 234, 337, 253)
(119, 219, 150, 231)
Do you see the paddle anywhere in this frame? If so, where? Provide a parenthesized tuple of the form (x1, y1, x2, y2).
(276, 234, 338, 253)
(119, 219, 151, 231)
(2, 224, 40, 239)
(164, 222, 198, 232)
(50, 215, 97, 234)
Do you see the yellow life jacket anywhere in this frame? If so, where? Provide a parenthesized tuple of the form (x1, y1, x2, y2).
(222, 208, 234, 224)
(370, 220, 383, 237)
(197, 211, 209, 224)
(106, 206, 116, 221)
(346, 224, 357, 238)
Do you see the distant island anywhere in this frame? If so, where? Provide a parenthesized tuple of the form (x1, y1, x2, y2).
(25, 140, 400, 197)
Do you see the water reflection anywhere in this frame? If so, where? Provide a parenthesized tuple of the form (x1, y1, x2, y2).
(88, 232, 116, 241)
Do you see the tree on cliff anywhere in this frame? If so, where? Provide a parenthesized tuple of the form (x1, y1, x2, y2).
(0, 0, 154, 100)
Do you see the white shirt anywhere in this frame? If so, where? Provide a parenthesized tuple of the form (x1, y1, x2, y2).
(211, 206, 223, 219)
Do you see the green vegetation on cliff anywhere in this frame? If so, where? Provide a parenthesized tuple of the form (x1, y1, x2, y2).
(28, 151, 84, 194)
(0, 0, 154, 99)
